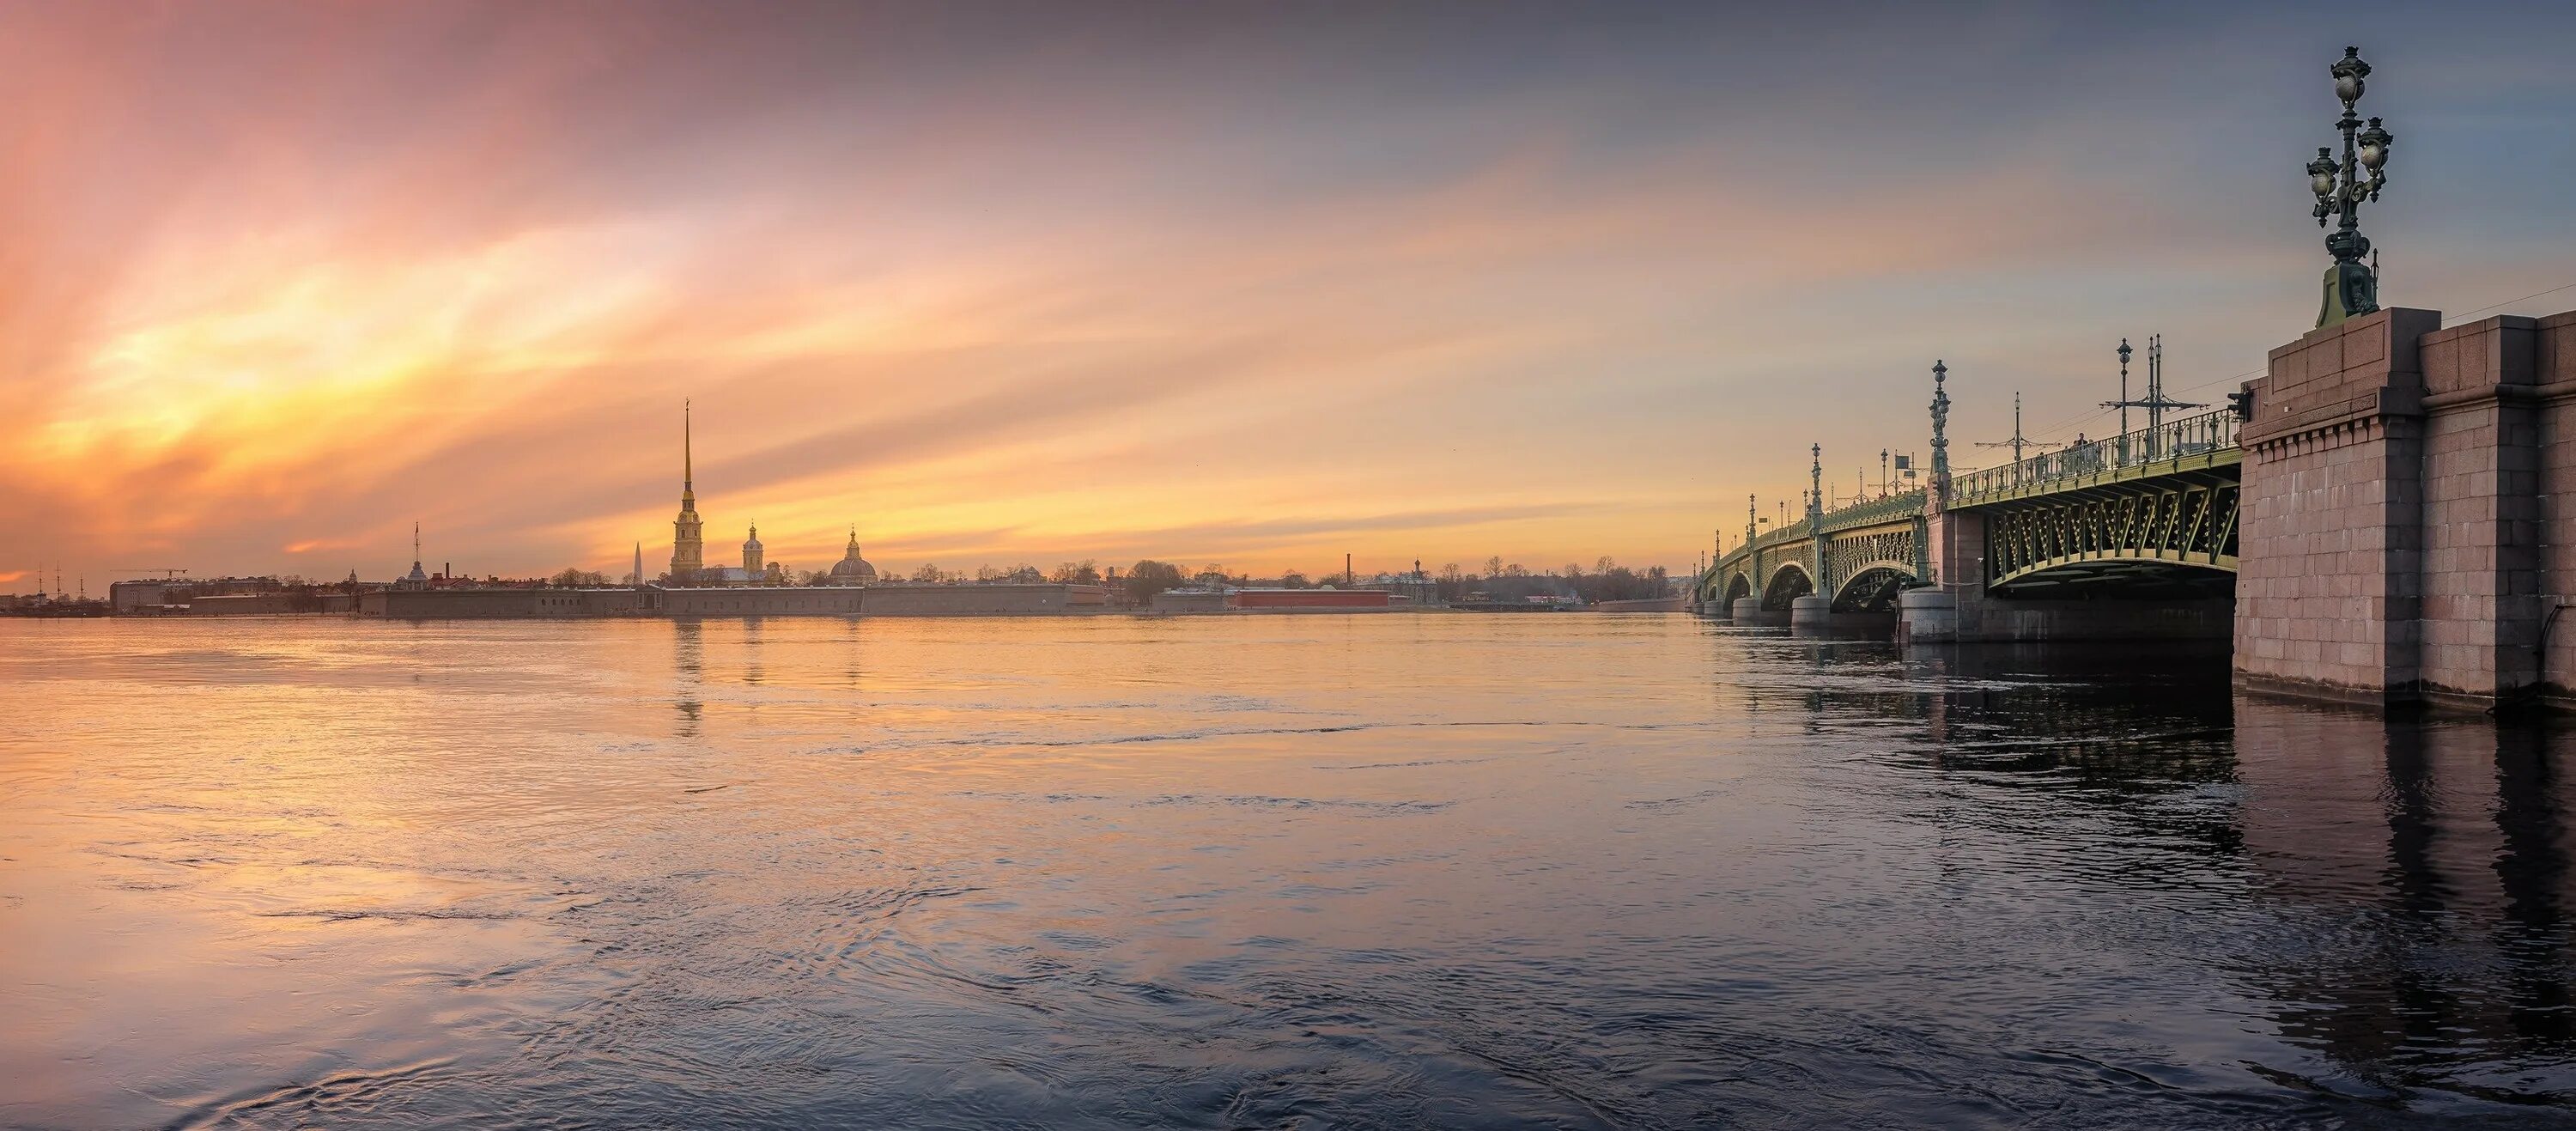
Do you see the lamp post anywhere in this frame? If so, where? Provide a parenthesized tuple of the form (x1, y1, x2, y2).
(2115, 338, 2132, 463)
(1808, 443, 1823, 522)
(2310, 46, 2393, 328)
(1807, 442, 1826, 593)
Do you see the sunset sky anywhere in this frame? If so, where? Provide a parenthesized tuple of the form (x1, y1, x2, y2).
(3, 2, 2571, 587)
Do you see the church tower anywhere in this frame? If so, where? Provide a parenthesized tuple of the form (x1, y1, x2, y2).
(670, 400, 705, 581)
(742, 520, 764, 574)
(397, 522, 430, 590)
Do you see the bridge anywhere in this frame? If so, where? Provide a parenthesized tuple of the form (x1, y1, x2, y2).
(1696, 386, 2244, 633)
(1689, 305, 2576, 711)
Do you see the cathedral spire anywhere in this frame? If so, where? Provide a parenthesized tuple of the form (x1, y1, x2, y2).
(670, 400, 705, 581)
(401, 521, 429, 587)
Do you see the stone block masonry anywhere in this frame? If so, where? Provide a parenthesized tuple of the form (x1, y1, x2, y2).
(2237, 306, 2576, 707)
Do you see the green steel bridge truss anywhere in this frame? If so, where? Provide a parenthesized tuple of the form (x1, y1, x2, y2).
(1974, 457, 2239, 594)
(1701, 489, 1929, 613)
(1698, 410, 2243, 611)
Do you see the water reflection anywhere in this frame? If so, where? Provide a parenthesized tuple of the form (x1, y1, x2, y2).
(2, 618, 2573, 1127)
(672, 618, 702, 737)
(1783, 635, 2576, 1112)
(2498, 729, 2573, 1049)
(2228, 706, 2576, 1107)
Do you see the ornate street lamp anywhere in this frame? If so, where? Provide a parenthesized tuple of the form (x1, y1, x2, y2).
(2310, 46, 2393, 328)
(1808, 443, 1823, 521)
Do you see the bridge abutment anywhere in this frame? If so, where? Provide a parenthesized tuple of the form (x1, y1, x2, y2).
(2237, 307, 2576, 708)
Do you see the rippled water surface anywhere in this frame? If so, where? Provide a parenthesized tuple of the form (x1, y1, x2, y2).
(4, 614, 2575, 1128)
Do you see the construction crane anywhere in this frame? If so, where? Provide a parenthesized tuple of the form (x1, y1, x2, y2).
(110, 568, 191, 578)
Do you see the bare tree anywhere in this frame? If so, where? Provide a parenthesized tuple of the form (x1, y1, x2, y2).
(1124, 560, 1186, 603)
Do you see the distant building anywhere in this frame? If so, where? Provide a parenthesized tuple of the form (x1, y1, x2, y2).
(827, 527, 877, 583)
(1365, 561, 1439, 605)
(684, 521, 787, 586)
(109, 579, 185, 613)
(660, 403, 865, 587)
(361, 582, 1105, 619)
(111, 576, 282, 614)
(397, 522, 432, 591)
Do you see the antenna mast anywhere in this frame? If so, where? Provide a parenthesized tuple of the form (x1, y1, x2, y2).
(1976, 392, 2063, 465)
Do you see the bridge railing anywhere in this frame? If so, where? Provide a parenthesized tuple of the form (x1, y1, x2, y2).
(1950, 408, 2239, 504)
(1710, 488, 1927, 582)
(1819, 488, 1927, 533)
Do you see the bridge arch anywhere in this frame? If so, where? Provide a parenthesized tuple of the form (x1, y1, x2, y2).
(1990, 553, 2236, 599)
(1722, 571, 1753, 607)
(1760, 562, 1814, 611)
(1831, 561, 1918, 612)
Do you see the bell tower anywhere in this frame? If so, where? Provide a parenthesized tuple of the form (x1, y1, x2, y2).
(670, 400, 704, 581)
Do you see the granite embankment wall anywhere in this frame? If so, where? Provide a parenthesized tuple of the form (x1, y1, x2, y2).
(2236, 306, 2576, 706)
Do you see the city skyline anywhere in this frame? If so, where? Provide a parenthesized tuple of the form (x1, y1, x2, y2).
(4, 2, 2574, 585)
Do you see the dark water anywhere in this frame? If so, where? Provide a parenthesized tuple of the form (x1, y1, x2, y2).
(2, 614, 2572, 1128)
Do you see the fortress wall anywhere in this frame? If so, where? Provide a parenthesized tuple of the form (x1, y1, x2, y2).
(862, 584, 1101, 616)
(660, 587, 865, 617)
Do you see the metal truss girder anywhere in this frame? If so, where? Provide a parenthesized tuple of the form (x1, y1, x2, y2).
(1981, 474, 2239, 593)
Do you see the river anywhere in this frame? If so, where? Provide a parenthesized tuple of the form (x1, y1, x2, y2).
(2, 615, 2571, 1128)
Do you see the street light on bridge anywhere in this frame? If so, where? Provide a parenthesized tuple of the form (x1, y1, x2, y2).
(2310, 46, 2393, 328)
